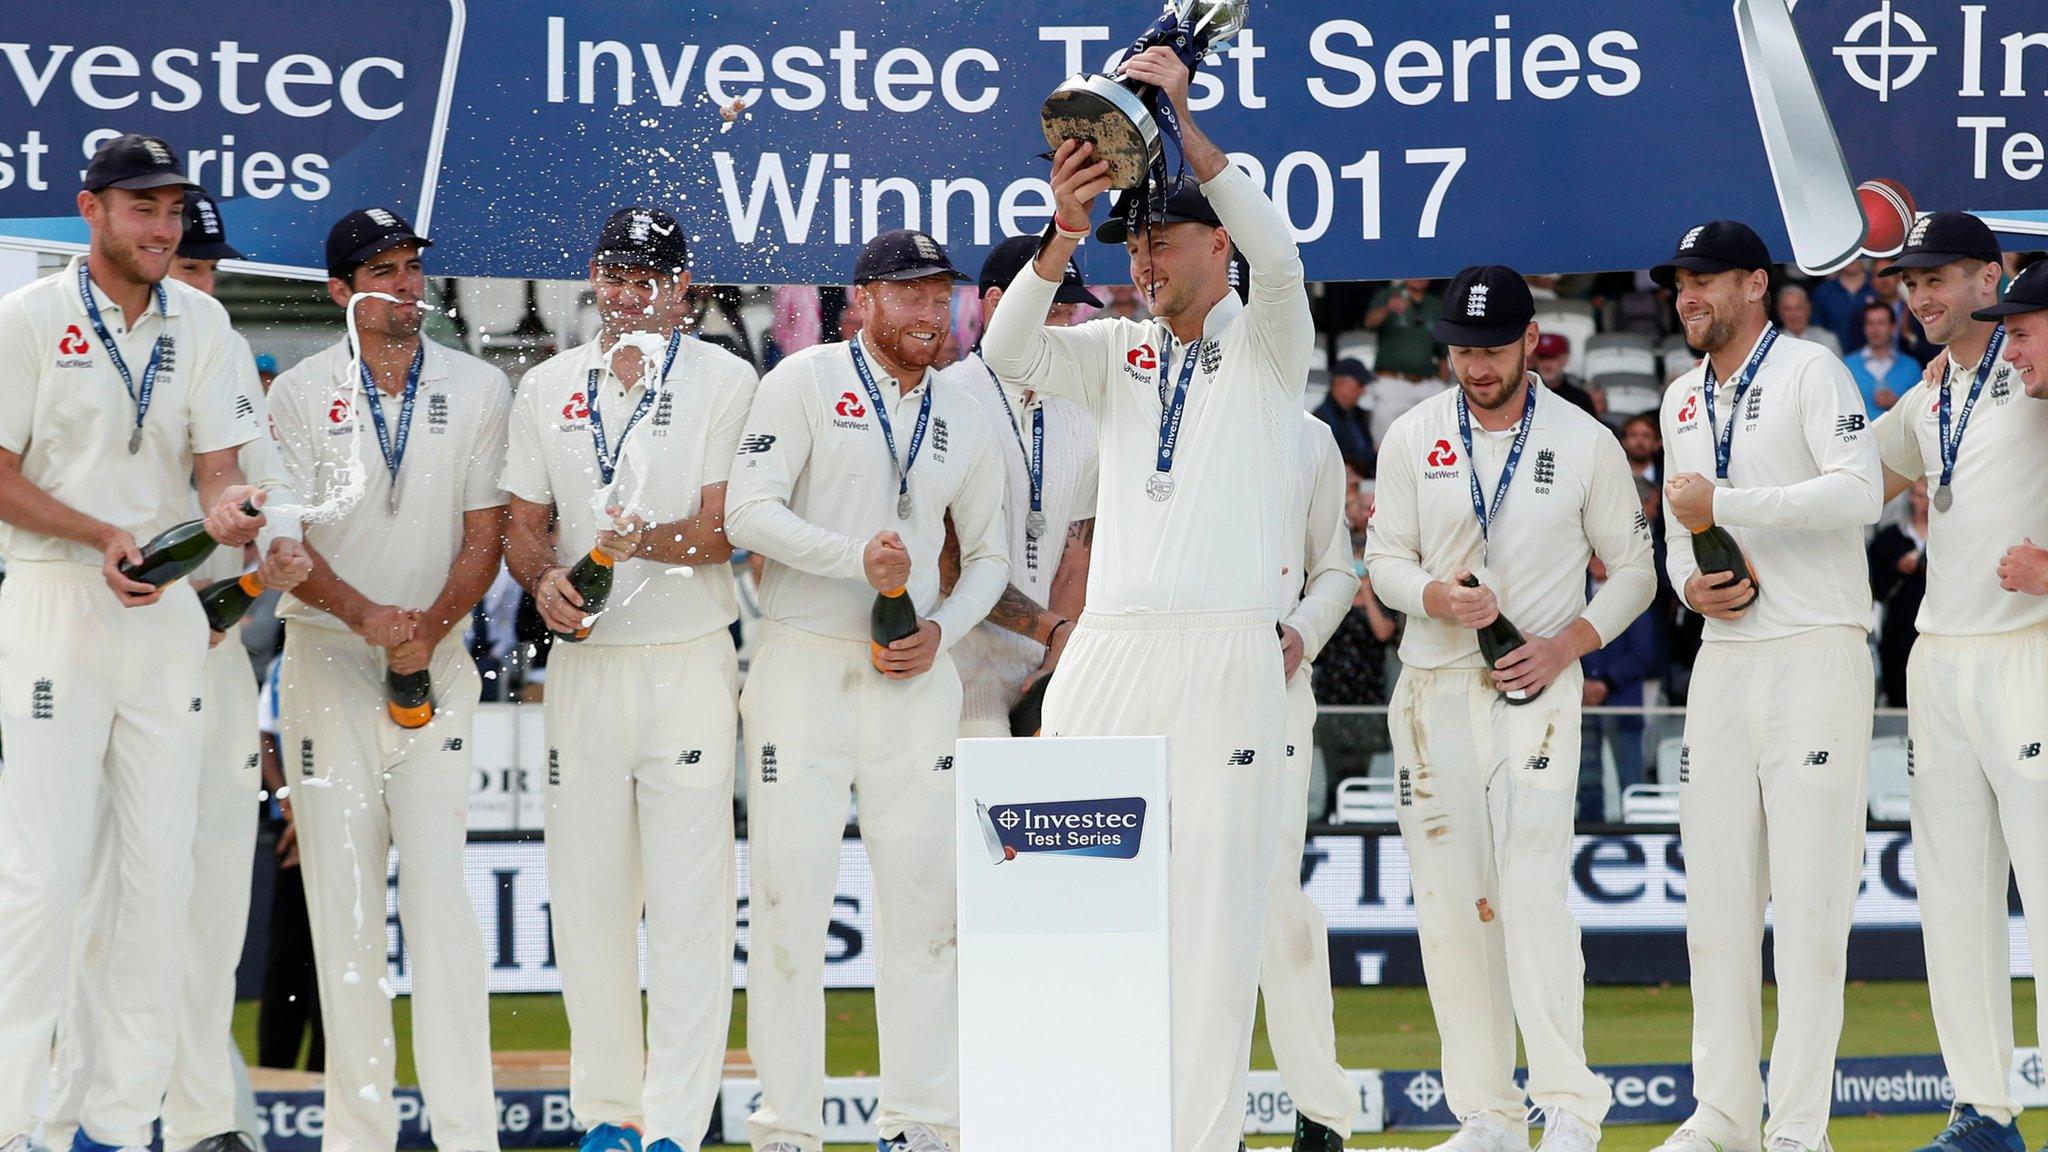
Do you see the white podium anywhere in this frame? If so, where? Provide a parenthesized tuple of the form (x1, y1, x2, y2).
(954, 736, 1173, 1151)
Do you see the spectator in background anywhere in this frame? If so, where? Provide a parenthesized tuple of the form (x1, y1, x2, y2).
(1532, 332, 1601, 417)
(1776, 284, 1842, 357)
(1363, 278, 1445, 445)
(1577, 480, 1666, 823)
(1869, 480, 1931, 706)
(254, 351, 279, 391)
(767, 285, 823, 368)
(1313, 358, 1375, 474)
(1621, 412, 1662, 486)
(1846, 300, 1922, 416)
(1814, 257, 1878, 352)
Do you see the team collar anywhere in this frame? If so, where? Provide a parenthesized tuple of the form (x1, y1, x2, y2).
(67, 255, 182, 319)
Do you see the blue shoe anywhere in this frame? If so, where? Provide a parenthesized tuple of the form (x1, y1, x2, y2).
(1912, 1107, 2025, 1152)
(576, 1123, 642, 1152)
(643, 1139, 681, 1152)
(70, 1132, 130, 1152)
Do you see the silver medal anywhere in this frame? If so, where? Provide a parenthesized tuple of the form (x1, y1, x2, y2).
(127, 428, 142, 454)
(897, 491, 913, 520)
(1145, 472, 1175, 502)
(1026, 510, 1047, 540)
(1932, 484, 1953, 513)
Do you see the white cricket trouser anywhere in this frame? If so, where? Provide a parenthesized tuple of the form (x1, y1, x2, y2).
(1041, 609, 1287, 1152)
(544, 636, 738, 1151)
(0, 562, 206, 1147)
(741, 624, 961, 1152)
(45, 639, 263, 1151)
(958, 719, 1009, 739)
(1679, 628, 1871, 1152)
(1908, 624, 2048, 1125)
(1388, 663, 1607, 1135)
(279, 625, 498, 1152)
(1259, 665, 1354, 1137)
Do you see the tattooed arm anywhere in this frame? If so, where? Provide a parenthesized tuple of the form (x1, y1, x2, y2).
(1048, 518, 1092, 624)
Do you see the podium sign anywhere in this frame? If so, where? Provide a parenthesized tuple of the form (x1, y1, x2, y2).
(955, 735, 1173, 1151)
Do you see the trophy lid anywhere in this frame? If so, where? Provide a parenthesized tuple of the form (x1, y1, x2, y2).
(1171, 0, 1248, 47)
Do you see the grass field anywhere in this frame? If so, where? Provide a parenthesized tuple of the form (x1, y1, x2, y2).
(232, 981, 2038, 1151)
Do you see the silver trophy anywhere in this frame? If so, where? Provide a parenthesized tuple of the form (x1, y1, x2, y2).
(1039, 0, 1249, 190)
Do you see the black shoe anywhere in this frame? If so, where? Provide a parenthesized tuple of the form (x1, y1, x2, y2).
(1295, 1114, 1347, 1151)
(178, 1134, 257, 1152)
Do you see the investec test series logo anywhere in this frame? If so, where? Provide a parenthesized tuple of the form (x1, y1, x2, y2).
(973, 796, 1146, 864)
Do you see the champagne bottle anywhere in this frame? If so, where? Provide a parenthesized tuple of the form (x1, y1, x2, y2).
(870, 586, 919, 670)
(1460, 574, 1542, 706)
(1009, 674, 1052, 737)
(1691, 524, 1759, 609)
(552, 548, 616, 642)
(199, 572, 265, 633)
(121, 499, 261, 587)
(387, 668, 434, 729)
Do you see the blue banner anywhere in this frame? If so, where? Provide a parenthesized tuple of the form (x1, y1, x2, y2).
(977, 795, 1147, 862)
(2, 2, 2044, 283)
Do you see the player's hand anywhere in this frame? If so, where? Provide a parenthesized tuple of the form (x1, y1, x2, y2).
(1117, 46, 1193, 117)
(1998, 537, 2048, 595)
(355, 603, 416, 649)
(1685, 570, 1755, 620)
(1492, 632, 1576, 698)
(1665, 473, 1716, 532)
(387, 614, 433, 675)
(208, 629, 226, 649)
(1583, 678, 1610, 706)
(1921, 350, 1950, 387)
(1279, 623, 1306, 681)
(260, 537, 313, 594)
(1385, 294, 1411, 316)
(864, 531, 912, 593)
(1897, 548, 1922, 577)
(206, 485, 265, 547)
(533, 565, 588, 634)
(1432, 568, 1499, 630)
(1048, 140, 1113, 233)
(875, 619, 941, 679)
(275, 797, 299, 870)
(595, 507, 646, 563)
(1039, 618, 1073, 675)
(99, 527, 163, 607)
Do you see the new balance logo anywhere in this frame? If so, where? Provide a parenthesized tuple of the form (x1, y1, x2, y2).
(1525, 754, 1551, 771)
(738, 433, 777, 453)
(441, 737, 463, 752)
(190, 697, 203, 712)
(1227, 749, 1256, 765)
(2021, 742, 2043, 761)
(30, 678, 53, 720)
(759, 742, 779, 784)
(676, 749, 703, 765)
(234, 394, 256, 420)
(1835, 413, 1865, 437)
(548, 748, 561, 786)
(244, 753, 260, 771)
(1285, 743, 1297, 759)
(1803, 750, 1831, 766)
(933, 755, 954, 772)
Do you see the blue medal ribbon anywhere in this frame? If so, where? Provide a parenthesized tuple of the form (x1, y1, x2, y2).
(358, 344, 423, 509)
(1935, 325, 2005, 495)
(1456, 376, 1538, 546)
(850, 338, 932, 518)
(1153, 334, 1203, 487)
(588, 328, 684, 486)
(1701, 326, 1780, 481)
(76, 264, 168, 453)
(978, 354, 1044, 534)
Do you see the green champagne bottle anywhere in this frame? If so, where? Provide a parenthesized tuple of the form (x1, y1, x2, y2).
(1691, 524, 1759, 609)
(1460, 574, 1542, 706)
(199, 572, 265, 633)
(870, 586, 919, 670)
(121, 499, 261, 587)
(387, 668, 434, 729)
(1009, 674, 1052, 737)
(552, 548, 616, 643)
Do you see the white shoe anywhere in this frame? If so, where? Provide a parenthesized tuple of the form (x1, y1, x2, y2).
(1434, 1114, 1529, 1152)
(3, 1137, 34, 1152)
(1651, 1128, 1728, 1152)
(1765, 1138, 1821, 1152)
(883, 1125, 953, 1152)
(758, 1144, 804, 1152)
(1537, 1110, 1599, 1152)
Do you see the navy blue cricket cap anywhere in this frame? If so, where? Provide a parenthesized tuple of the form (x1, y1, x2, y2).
(1879, 210, 2002, 275)
(1974, 259, 2048, 320)
(978, 235, 1102, 307)
(1433, 265, 1536, 348)
(1650, 220, 1772, 288)
(82, 133, 197, 193)
(179, 189, 242, 261)
(853, 228, 969, 285)
(1097, 174, 1222, 245)
(326, 207, 431, 280)
(593, 206, 689, 275)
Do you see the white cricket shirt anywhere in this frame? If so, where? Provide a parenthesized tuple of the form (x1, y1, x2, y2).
(502, 335, 758, 646)
(980, 162, 1314, 618)
(1367, 378, 1656, 670)
(270, 337, 511, 629)
(1660, 329, 1883, 642)
(725, 334, 1009, 650)
(1875, 339, 2048, 637)
(1282, 413, 1361, 661)
(193, 328, 298, 585)
(0, 256, 262, 567)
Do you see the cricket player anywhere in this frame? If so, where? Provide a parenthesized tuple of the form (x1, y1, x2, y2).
(268, 208, 509, 1152)
(42, 188, 311, 1152)
(1262, 412, 1360, 1152)
(935, 235, 1100, 737)
(0, 134, 299, 1152)
(1868, 216, 2048, 1152)
(726, 229, 1008, 1152)
(1366, 266, 1652, 1152)
(1648, 221, 1882, 1152)
(501, 207, 758, 1152)
(979, 46, 1312, 1152)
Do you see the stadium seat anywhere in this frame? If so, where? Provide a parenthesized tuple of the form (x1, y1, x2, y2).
(1334, 331, 1378, 371)
(1596, 372, 1665, 417)
(1621, 783, 1682, 824)
(1659, 334, 1698, 380)
(1868, 735, 1911, 822)
(1583, 333, 1659, 380)
(1533, 304, 1596, 376)
(1655, 736, 1684, 783)
(1332, 776, 1398, 825)
(454, 278, 527, 338)
(1368, 750, 1396, 777)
